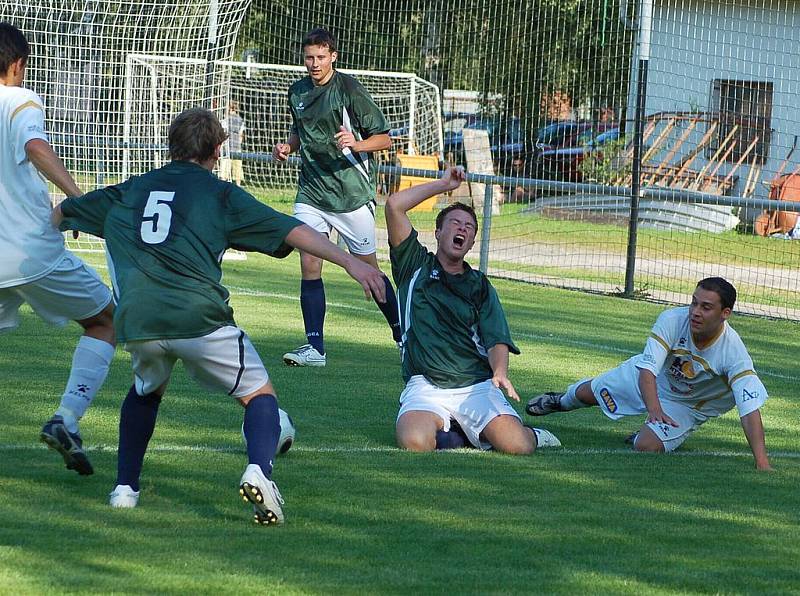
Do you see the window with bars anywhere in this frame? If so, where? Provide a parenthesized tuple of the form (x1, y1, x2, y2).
(709, 79, 773, 164)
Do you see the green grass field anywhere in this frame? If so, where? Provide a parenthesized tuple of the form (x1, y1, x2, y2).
(1, 251, 798, 595)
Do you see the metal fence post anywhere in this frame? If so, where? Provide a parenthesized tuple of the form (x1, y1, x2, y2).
(624, 0, 653, 297)
(479, 182, 493, 273)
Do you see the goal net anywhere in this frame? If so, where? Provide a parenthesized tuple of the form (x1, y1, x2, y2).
(0, 0, 251, 252)
(124, 56, 443, 192)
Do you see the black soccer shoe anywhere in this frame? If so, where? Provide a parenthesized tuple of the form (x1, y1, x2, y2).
(40, 416, 94, 476)
(525, 392, 565, 416)
(624, 431, 639, 446)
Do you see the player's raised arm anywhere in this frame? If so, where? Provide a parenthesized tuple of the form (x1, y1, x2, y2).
(284, 224, 387, 302)
(740, 409, 772, 471)
(385, 166, 465, 248)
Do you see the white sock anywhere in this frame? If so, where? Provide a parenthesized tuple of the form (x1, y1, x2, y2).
(56, 335, 115, 433)
(559, 379, 592, 411)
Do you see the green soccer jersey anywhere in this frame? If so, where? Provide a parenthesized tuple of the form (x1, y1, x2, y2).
(390, 229, 520, 389)
(288, 71, 389, 213)
(59, 161, 302, 343)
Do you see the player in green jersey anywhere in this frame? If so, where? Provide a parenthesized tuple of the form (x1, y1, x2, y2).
(384, 166, 560, 453)
(273, 28, 402, 367)
(54, 108, 387, 525)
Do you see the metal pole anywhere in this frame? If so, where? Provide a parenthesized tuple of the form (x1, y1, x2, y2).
(479, 183, 494, 273)
(624, 0, 653, 297)
(204, 0, 219, 109)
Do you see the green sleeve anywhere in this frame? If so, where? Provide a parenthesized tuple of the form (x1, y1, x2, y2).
(390, 229, 428, 286)
(477, 281, 520, 355)
(58, 182, 126, 238)
(349, 83, 389, 138)
(225, 186, 303, 257)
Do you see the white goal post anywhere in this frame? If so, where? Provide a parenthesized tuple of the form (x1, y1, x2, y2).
(123, 55, 444, 191)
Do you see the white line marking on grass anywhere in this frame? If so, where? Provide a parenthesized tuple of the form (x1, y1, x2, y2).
(79, 277, 798, 384)
(3, 443, 799, 459)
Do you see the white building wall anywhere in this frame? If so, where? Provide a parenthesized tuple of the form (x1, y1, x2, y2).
(633, 0, 800, 199)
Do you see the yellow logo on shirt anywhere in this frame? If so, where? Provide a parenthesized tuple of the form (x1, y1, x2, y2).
(600, 388, 617, 413)
(680, 360, 696, 379)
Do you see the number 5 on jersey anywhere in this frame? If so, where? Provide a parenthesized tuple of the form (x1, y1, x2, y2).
(140, 191, 175, 244)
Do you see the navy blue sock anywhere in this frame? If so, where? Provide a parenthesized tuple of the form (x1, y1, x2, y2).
(375, 276, 402, 343)
(435, 429, 467, 450)
(300, 278, 326, 354)
(116, 385, 161, 492)
(243, 394, 280, 478)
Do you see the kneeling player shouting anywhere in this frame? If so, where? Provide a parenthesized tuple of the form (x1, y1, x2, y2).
(384, 166, 559, 453)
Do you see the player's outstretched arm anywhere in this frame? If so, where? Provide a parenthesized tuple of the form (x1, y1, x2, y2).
(285, 224, 387, 302)
(385, 166, 466, 248)
(25, 139, 82, 197)
(488, 343, 519, 402)
(740, 409, 773, 471)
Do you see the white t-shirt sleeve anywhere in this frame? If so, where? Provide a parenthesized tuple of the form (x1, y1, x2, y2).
(10, 91, 48, 165)
(636, 309, 674, 376)
(730, 372, 768, 417)
(726, 342, 768, 417)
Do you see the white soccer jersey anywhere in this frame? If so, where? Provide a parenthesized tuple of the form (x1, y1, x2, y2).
(0, 83, 66, 288)
(635, 306, 767, 418)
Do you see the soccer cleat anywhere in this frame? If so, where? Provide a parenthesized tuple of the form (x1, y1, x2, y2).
(40, 415, 94, 475)
(239, 463, 285, 526)
(525, 392, 565, 416)
(282, 344, 326, 367)
(533, 427, 562, 448)
(109, 485, 140, 508)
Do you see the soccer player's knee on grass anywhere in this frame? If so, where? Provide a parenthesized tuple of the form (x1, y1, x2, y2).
(484, 416, 534, 455)
(632, 427, 666, 453)
(397, 429, 436, 452)
(396, 418, 437, 452)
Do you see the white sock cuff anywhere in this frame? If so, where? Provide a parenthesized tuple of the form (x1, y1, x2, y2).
(77, 335, 115, 364)
(561, 378, 593, 410)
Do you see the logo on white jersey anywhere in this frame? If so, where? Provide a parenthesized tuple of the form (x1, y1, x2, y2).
(742, 388, 759, 401)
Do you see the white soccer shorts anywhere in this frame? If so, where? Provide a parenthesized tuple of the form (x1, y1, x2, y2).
(124, 325, 270, 398)
(0, 251, 112, 333)
(293, 201, 377, 256)
(590, 357, 708, 452)
(397, 375, 522, 450)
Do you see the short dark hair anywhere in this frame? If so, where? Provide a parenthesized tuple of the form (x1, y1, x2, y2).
(697, 277, 736, 310)
(0, 23, 30, 73)
(302, 28, 337, 53)
(436, 202, 478, 231)
(168, 108, 227, 162)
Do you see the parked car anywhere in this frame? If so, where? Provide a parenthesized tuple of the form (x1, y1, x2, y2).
(505, 121, 616, 179)
(536, 127, 621, 182)
(442, 113, 524, 176)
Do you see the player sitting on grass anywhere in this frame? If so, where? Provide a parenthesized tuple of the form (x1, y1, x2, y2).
(0, 22, 115, 476)
(526, 277, 773, 470)
(384, 166, 560, 453)
(53, 108, 387, 525)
